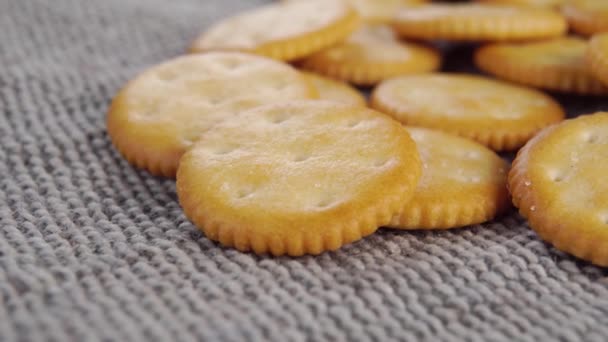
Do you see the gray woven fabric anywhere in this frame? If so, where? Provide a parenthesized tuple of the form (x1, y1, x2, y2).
(1, 0, 608, 341)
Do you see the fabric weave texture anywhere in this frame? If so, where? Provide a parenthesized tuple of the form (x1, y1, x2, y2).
(1, 0, 608, 341)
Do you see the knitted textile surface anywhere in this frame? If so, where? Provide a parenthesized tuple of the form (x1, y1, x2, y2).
(1, 0, 608, 341)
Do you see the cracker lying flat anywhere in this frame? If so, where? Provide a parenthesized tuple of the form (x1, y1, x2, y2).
(390, 128, 510, 230)
(475, 37, 608, 95)
(509, 113, 608, 266)
(587, 33, 608, 87)
(301, 25, 441, 86)
(370, 73, 565, 151)
(562, 0, 608, 36)
(176, 101, 422, 256)
(392, 3, 566, 42)
(190, 0, 359, 61)
(107, 52, 316, 177)
(301, 72, 367, 106)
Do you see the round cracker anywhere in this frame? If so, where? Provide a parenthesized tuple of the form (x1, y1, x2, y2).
(301, 72, 367, 106)
(509, 113, 608, 266)
(390, 128, 510, 230)
(300, 25, 441, 86)
(392, 3, 567, 42)
(107, 52, 316, 177)
(176, 101, 422, 256)
(562, 0, 608, 36)
(370, 73, 565, 151)
(190, 0, 360, 61)
(587, 33, 608, 87)
(475, 37, 608, 95)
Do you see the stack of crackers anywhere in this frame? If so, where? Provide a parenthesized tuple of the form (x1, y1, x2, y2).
(107, 0, 608, 266)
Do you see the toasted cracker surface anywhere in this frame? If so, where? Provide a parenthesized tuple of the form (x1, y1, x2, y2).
(176, 101, 422, 256)
(392, 3, 566, 42)
(509, 113, 608, 266)
(301, 72, 367, 106)
(390, 127, 510, 230)
(371, 73, 565, 151)
(301, 25, 440, 85)
(190, 0, 360, 61)
(475, 37, 608, 95)
(107, 52, 316, 177)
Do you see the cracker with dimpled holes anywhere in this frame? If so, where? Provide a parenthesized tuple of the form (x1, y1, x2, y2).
(475, 37, 608, 95)
(389, 127, 510, 230)
(189, 0, 359, 62)
(370, 73, 565, 151)
(107, 52, 316, 177)
(509, 113, 608, 267)
(176, 101, 422, 256)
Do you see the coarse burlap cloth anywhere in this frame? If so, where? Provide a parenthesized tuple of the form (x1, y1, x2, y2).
(1, 0, 608, 341)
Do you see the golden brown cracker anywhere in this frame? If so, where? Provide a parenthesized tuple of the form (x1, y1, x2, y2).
(509, 113, 608, 266)
(390, 128, 510, 230)
(371, 73, 564, 151)
(190, 0, 360, 61)
(301, 72, 367, 106)
(176, 101, 422, 256)
(107, 52, 316, 177)
(301, 25, 440, 86)
(475, 37, 608, 95)
(392, 3, 566, 42)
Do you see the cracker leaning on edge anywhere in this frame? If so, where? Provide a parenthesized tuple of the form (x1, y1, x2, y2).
(509, 113, 608, 266)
